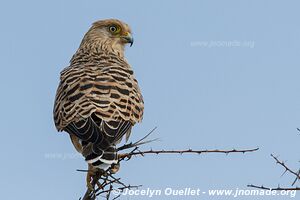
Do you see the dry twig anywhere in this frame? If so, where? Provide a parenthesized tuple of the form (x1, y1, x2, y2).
(79, 128, 259, 200)
(247, 184, 300, 191)
(248, 154, 300, 191)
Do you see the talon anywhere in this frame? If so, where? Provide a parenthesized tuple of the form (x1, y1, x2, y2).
(110, 163, 120, 174)
(118, 153, 128, 160)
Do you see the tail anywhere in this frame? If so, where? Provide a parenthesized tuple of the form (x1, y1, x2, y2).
(84, 142, 118, 170)
(65, 116, 131, 170)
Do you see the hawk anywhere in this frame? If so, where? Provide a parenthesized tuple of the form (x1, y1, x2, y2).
(53, 19, 144, 189)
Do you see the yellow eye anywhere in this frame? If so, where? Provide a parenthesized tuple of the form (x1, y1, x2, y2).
(109, 25, 120, 33)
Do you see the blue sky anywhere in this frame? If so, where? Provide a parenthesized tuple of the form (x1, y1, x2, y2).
(0, 0, 299, 199)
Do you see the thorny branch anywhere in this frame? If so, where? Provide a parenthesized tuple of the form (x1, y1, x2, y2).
(248, 154, 300, 191)
(270, 154, 300, 185)
(80, 127, 259, 200)
(118, 147, 259, 160)
(247, 184, 300, 191)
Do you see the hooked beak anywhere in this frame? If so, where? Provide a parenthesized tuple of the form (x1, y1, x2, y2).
(121, 32, 134, 47)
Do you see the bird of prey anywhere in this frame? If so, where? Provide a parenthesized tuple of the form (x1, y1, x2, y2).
(53, 19, 144, 189)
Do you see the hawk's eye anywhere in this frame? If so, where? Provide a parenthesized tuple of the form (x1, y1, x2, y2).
(109, 25, 119, 33)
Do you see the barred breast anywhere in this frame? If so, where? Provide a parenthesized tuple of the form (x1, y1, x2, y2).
(53, 51, 144, 132)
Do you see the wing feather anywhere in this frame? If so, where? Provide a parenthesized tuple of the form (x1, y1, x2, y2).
(53, 52, 143, 166)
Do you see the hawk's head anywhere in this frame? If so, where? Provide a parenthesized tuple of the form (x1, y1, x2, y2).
(81, 19, 134, 51)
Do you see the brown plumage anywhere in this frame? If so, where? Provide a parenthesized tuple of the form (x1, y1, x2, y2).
(53, 19, 144, 188)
